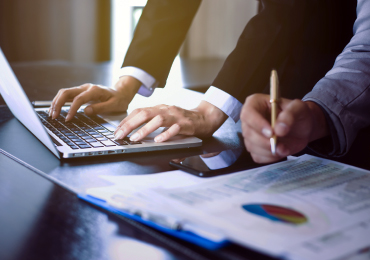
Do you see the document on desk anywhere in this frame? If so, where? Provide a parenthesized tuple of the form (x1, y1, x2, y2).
(86, 155, 370, 260)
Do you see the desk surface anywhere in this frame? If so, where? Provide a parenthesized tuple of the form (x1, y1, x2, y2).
(0, 62, 273, 260)
(1, 62, 370, 260)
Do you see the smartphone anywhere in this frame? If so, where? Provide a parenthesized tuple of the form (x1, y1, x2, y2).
(169, 148, 259, 177)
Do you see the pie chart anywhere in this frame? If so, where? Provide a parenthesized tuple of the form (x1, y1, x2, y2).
(242, 204, 308, 225)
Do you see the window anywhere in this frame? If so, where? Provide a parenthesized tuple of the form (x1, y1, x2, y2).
(111, 0, 146, 72)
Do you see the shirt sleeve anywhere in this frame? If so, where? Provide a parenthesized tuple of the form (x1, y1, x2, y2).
(119, 66, 158, 97)
(302, 0, 370, 157)
(203, 86, 243, 123)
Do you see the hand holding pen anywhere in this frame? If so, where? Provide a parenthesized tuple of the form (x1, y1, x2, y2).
(240, 70, 328, 164)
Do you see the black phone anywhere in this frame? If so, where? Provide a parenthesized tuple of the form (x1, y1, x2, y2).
(169, 148, 259, 177)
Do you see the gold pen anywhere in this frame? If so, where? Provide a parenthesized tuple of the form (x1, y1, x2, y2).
(270, 70, 279, 155)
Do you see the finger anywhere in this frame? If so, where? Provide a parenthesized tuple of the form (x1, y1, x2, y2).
(114, 109, 155, 140)
(275, 99, 308, 137)
(250, 153, 281, 164)
(50, 88, 70, 117)
(130, 115, 165, 141)
(49, 83, 92, 117)
(276, 136, 306, 156)
(51, 88, 83, 119)
(65, 92, 95, 121)
(154, 123, 181, 142)
(116, 108, 143, 131)
(49, 90, 62, 117)
(242, 94, 274, 138)
(65, 85, 110, 121)
(118, 105, 165, 128)
(276, 142, 290, 157)
(243, 126, 271, 154)
(248, 142, 288, 164)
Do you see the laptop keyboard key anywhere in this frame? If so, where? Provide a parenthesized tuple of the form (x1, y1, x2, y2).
(75, 141, 87, 145)
(114, 139, 128, 145)
(129, 141, 142, 145)
(101, 140, 116, 147)
(101, 123, 116, 132)
(89, 142, 104, 148)
(84, 139, 96, 143)
(78, 144, 91, 149)
(70, 138, 83, 142)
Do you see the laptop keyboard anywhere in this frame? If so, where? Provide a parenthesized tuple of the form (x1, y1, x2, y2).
(36, 110, 141, 149)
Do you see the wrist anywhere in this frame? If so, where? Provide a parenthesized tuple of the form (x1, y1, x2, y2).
(306, 101, 329, 142)
(193, 101, 228, 136)
(114, 76, 142, 100)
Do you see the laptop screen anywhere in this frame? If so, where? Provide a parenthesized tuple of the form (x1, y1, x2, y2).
(0, 48, 60, 158)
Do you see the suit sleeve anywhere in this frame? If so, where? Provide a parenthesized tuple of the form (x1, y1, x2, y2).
(211, 0, 356, 104)
(122, 0, 201, 88)
(303, 0, 370, 157)
(211, 0, 308, 103)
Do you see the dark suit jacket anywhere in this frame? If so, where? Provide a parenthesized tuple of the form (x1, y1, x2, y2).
(122, 0, 357, 103)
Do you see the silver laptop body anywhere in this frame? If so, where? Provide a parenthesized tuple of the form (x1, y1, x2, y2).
(0, 49, 202, 159)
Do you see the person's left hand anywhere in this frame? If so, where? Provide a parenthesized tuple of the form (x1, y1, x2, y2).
(114, 101, 228, 142)
(241, 94, 329, 164)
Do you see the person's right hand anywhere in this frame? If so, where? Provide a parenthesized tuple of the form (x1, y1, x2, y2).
(48, 76, 142, 121)
(241, 94, 329, 164)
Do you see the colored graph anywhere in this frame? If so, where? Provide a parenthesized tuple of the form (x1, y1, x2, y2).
(242, 204, 308, 225)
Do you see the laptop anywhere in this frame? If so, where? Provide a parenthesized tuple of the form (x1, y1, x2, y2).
(0, 49, 202, 159)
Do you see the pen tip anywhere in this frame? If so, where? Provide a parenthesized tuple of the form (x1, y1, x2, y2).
(270, 137, 276, 155)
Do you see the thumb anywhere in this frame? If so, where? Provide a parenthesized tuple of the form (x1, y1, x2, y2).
(274, 99, 308, 137)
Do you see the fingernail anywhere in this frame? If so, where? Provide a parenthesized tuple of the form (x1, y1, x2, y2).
(154, 136, 163, 142)
(85, 106, 93, 115)
(114, 130, 125, 140)
(52, 111, 57, 119)
(48, 108, 52, 117)
(262, 128, 272, 138)
(65, 114, 71, 121)
(130, 132, 140, 141)
(276, 122, 288, 133)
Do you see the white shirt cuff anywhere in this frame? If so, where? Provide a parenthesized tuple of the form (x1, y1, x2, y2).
(203, 86, 242, 123)
(119, 66, 158, 97)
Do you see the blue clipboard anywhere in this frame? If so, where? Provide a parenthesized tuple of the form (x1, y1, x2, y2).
(78, 194, 229, 250)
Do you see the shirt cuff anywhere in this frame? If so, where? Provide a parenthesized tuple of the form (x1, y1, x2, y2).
(119, 66, 158, 97)
(203, 86, 243, 123)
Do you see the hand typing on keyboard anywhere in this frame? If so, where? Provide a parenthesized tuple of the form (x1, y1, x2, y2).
(113, 101, 228, 143)
(48, 76, 142, 121)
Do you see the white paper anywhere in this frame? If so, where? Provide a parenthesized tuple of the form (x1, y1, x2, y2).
(86, 170, 220, 199)
(85, 155, 370, 260)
